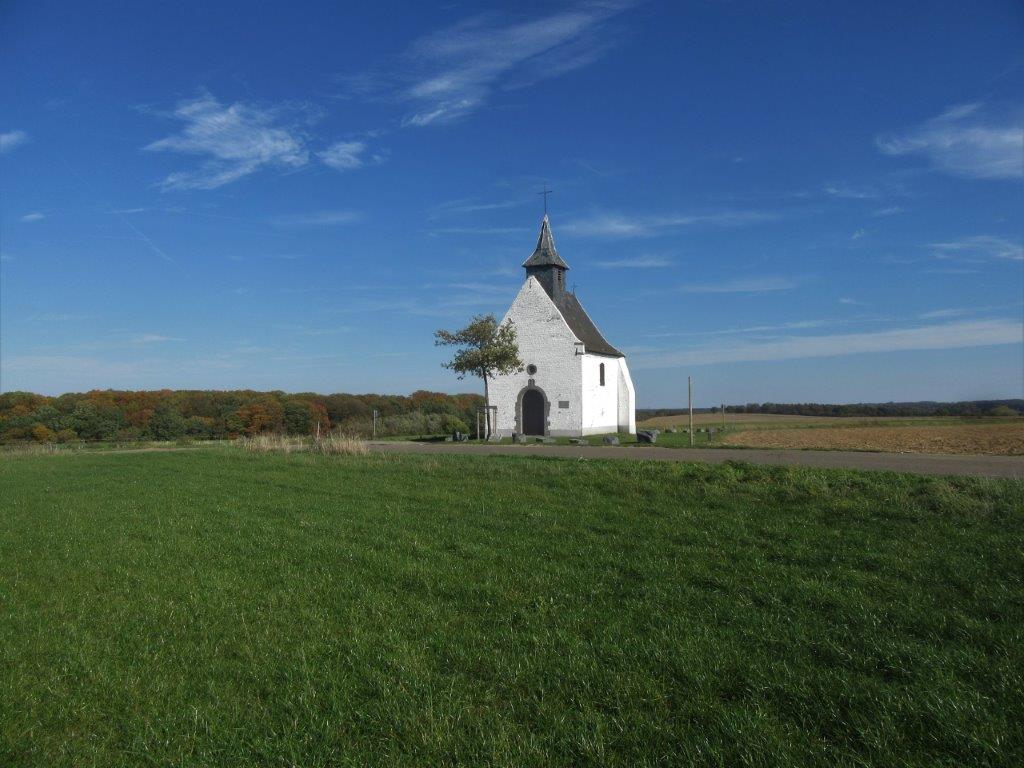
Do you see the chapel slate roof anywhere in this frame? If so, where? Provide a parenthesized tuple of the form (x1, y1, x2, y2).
(522, 215, 570, 270)
(554, 291, 624, 358)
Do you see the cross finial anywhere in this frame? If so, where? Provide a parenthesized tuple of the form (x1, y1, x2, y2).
(538, 184, 553, 215)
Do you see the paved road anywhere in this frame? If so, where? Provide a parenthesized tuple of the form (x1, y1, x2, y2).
(369, 441, 1024, 479)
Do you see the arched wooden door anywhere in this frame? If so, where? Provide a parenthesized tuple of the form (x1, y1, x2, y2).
(522, 389, 545, 435)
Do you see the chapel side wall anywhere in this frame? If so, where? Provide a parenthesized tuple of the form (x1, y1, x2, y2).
(616, 357, 637, 434)
(489, 277, 583, 436)
(580, 353, 621, 435)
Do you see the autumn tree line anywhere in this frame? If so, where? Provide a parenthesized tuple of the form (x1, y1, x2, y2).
(0, 390, 484, 443)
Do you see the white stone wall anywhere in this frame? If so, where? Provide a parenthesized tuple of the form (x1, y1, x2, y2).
(580, 353, 619, 434)
(579, 355, 636, 435)
(616, 358, 637, 434)
(489, 277, 583, 436)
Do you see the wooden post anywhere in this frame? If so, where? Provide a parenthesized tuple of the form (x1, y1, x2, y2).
(372, 409, 378, 439)
(688, 376, 694, 447)
(722, 404, 726, 430)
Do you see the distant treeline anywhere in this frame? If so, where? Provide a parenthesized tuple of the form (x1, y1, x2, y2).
(0, 390, 484, 443)
(639, 400, 1024, 419)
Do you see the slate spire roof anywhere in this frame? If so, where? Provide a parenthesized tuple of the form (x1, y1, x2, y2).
(522, 214, 570, 270)
(519, 215, 622, 358)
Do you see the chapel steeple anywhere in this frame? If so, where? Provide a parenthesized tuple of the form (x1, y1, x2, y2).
(522, 215, 570, 299)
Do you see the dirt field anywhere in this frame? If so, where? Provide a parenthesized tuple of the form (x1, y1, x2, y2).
(721, 422, 1024, 456)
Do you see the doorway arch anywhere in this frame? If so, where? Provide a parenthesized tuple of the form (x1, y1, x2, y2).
(520, 388, 547, 435)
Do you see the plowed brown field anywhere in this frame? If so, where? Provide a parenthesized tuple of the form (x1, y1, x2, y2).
(722, 422, 1024, 455)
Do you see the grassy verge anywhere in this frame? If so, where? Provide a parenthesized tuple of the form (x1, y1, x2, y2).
(1, 448, 1021, 766)
(382, 430, 729, 448)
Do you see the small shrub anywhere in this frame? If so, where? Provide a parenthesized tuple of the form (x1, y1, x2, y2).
(989, 405, 1020, 418)
(440, 415, 469, 435)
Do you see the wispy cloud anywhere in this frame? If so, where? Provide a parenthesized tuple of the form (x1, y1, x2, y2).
(930, 235, 1023, 262)
(272, 323, 352, 336)
(318, 140, 387, 171)
(430, 226, 528, 235)
(143, 93, 390, 188)
(318, 140, 366, 170)
(446, 281, 515, 294)
(1, 130, 28, 153)
(430, 197, 523, 217)
(680, 276, 797, 294)
(33, 312, 96, 322)
(144, 92, 312, 190)
(917, 308, 971, 320)
(134, 333, 184, 344)
(273, 209, 361, 226)
(594, 256, 673, 269)
(20, 212, 45, 223)
(631, 318, 1022, 369)
(823, 183, 880, 199)
(644, 318, 849, 339)
(838, 297, 865, 306)
(877, 102, 1024, 180)
(340, 2, 637, 126)
(565, 210, 774, 237)
(871, 206, 903, 217)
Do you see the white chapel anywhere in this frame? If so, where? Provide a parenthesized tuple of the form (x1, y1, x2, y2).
(489, 215, 636, 437)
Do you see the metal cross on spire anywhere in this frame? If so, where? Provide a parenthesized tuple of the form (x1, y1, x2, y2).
(538, 184, 553, 215)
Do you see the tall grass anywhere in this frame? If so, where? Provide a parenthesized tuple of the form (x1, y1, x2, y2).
(239, 432, 368, 455)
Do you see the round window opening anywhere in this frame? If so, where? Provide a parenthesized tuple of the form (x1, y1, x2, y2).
(526, 364, 538, 375)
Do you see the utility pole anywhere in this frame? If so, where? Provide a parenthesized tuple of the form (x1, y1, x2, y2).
(722, 404, 726, 430)
(688, 376, 694, 447)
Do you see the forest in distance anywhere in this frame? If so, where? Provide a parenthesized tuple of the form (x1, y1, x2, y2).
(0, 389, 483, 443)
(1, 390, 1020, 443)
(640, 400, 1024, 419)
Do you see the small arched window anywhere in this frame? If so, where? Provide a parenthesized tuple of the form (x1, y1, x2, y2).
(599, 362, 605, 386)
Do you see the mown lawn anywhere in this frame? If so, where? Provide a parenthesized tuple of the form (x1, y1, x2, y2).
(1, 449, 1021, 767)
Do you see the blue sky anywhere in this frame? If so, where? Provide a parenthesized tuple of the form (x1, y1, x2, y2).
(1, 0, 1022, 406)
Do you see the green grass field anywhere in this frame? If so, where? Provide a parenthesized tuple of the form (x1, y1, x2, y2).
(2, 448, 1021, 766)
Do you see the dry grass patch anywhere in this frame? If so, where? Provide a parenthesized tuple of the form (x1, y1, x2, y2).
(240, 433, 368, 456)
(723, 422, 1024, 455)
